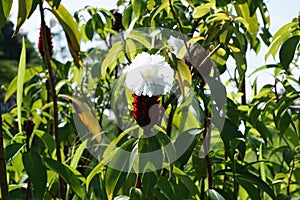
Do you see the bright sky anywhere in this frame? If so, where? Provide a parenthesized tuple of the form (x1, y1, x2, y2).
(9, 0, 300, 96)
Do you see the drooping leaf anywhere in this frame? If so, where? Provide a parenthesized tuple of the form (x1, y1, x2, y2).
(5, 66, 43, 102)
(176, 59, 192, 96)
(44, 157, 84, 198)
(59, 94, 101, 142)
(206, 189, 226, 200)
(28, 0, 39, 18)
(13, 0, 33, 35)
(283, 150, 295, 166)
(47, 1, 81, 65)
(4, 143, 24, 163)
(138, 136, 163, 172)
(265, 21, 298, 60)
(215, 169, 275, 199)
(70, 140, 87, 168)
(16, 37, 26, 132)
(193, 3, 216, 19)
(141, 171, 158, 198)
(122, 5, 133, 30)
(174, 128, 204, 167)
(23, 152, 47, 199)
(0, 0, 13, 29)
(131, 0, 142, 19)
(279, 35, 300, 71)
(34, 130, 56, 154)
(129, 187, 143, 200)
(105, 138, 137, 200)
(234, 1, 258, 47)
(101, 41, 123, 77)
(126, 30, 151, 49)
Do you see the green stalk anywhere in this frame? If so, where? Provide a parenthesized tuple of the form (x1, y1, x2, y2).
(0, 103, 9, 200)
(38, 1, 65, 199)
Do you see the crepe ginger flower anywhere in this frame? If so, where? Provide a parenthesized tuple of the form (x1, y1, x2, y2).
(124, 52, 174, 128)
(124, 52, 174, 97)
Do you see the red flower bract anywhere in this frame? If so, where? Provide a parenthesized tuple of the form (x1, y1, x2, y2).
(38, 24, 53, 57)
(132, 94, 160, 127)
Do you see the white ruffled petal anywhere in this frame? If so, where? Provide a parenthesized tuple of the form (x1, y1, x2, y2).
(124, 52, 175, 96)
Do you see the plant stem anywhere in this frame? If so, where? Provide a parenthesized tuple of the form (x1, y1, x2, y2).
(169, 0, 191, 58)
(0, 103, 9, 200)
(287, 159, 295, 195)
(200, 178, 205, 199)
(38, 1, 65, 199)
(203, 117, 212, 189)
(240, 76, 246, 105)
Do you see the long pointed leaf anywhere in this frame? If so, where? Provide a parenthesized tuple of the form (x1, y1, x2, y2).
(14, 0, 33, 35)
(0, 0, 13, 29)
(17, 37, 26, 132)
(23, 152, 47, 199)
(44, 157, 84, 198)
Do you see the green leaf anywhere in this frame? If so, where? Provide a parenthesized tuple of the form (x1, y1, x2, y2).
(126, 30, 151, 49)
(249, 64, 278, 77)
(215, 170, 275, 198)
(234, 2, 258, 47)
(4, 143, 24, 163)
(34, 130, 56, 154)
(86, 129, 137, 191)
(283, 150, 295, 166)
(279, 36, 300, 71)
(70, 140, 87, 168)
(28, 0, 39, 18)
(235, 16, 250, 31)
(141, 171, 158, 198)
(176, 59, 192, 96)
(5, 66, 43, 103)
(122, 5, 133, 30)
(85, 19, 94, 40)
(131, 0, 141, 18)
(174, 128, 203, 167)
(207, 12, 230, 23)
(138, 136, 163, 172)
(59, 94, 101, 142)
(0, 0, 13, 29)
(52, 0, 61, 8)
(172, 167, 200, 197)
(206, 189, 226, 200)
(193, 3, 215, 19)
(156, 176, 176, 199)
(238, 178, 261, 199)
(265, 21, 298, 60)
(248, 0, 260, 16)
(129, 187, 143, 200)
(114, 196, 130, 200)
(101, 41, 123, 77)
(13, 0, 33, 35)
(105, 138, 137, 200)
(48, 2, 81, 65)
(150, 3, 169, 27)
(192, 156, 207, 178)
(17, 37, 26, 133)
(23, 152, 47, 199)
(221, 119, 245, 159)
(44, 157, 84, 198)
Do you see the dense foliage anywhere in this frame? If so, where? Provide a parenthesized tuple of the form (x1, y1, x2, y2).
(0, 0, 299, 199)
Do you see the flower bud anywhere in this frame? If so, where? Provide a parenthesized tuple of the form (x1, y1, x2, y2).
(38, 24, 53, 57)
(24, 119, 35, 138)
(131, 94, 160, 127)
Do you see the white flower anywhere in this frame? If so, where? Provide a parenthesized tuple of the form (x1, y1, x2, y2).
(124, 52, 174, 97)
(167, 36, 185, 54)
